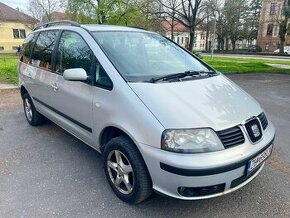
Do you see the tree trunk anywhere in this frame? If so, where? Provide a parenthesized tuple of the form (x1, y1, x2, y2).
(217, 36, 222, 51)
(231, 39, 236, 50)
(189, 30, 195, 51)
(205, 29, 209, 51)
(279, 21, 287, 53)
(225, 38, 229, 51)
(221, 39, 224, 51)
(171, 19, 174, 40)
(279, 0, 290, 53)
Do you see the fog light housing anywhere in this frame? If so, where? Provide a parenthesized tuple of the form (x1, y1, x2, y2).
(177, 183, 226, 197)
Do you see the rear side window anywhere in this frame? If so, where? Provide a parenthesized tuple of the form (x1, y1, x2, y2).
(55, 31, 92, 75)
(21, 33, 37, 64)
(31, 30, 59, 70)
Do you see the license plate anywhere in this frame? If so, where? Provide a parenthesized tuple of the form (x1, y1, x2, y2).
(247, 145, 273, 174)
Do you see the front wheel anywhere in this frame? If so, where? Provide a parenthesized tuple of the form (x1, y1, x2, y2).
(23, 92, 45, 126)
(103, 136, 153, 204)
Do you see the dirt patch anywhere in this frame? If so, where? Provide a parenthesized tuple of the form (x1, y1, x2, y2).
(0, 89, 22, 111)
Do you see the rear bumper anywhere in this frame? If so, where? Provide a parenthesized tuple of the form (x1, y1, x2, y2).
(137, 122, 275, 200)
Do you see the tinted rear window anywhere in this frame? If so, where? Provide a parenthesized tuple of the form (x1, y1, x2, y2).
(31, 30, 59, 70)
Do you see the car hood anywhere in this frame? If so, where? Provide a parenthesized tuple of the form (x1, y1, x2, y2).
(128, 74, 262, 131)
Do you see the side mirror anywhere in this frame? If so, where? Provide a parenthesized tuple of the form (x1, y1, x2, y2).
(63, 68, 88, 81)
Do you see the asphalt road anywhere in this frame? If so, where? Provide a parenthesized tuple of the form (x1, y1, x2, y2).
(1, 74, 290, 218)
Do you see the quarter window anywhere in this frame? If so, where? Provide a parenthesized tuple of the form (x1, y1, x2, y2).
(55, 31, 92, 75)
(21, 33, 37, 64)
(31, 30, 59, 70)
(95, 62, 113, 89)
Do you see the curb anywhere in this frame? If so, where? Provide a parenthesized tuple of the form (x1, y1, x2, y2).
(0, 84, 19, 92)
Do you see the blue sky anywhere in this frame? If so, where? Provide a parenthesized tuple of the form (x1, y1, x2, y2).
(1, 0, 29, 12)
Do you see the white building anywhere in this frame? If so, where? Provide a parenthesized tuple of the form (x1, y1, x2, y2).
(161, 20, 207, 51)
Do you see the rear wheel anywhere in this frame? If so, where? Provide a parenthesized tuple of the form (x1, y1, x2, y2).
(23, 92, 45, 126)
(103, 136, 152, 204)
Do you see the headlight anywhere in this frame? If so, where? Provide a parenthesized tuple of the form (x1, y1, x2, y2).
(161, 128, 224, 153)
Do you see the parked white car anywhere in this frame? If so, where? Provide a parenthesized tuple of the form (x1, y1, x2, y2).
(273, 46, 290, 54)
(18, 21, 275, 204)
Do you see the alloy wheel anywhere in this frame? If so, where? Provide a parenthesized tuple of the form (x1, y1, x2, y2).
(107, 150, 134, 194)
(24, 98, 33, 122)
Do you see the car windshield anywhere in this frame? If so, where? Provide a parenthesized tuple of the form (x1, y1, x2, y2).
(92, 31, 215, 82)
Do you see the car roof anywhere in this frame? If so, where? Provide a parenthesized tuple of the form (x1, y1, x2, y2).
(33, 24, 155, 36)
(81, 24, 149, 33)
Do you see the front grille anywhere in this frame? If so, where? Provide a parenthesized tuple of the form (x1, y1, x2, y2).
(217, 126, 245, 148)
(245, 118, 263, 143)
(258, 112, 268, 130)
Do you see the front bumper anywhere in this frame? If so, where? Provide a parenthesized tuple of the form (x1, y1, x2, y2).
(137, 121, 275, 200)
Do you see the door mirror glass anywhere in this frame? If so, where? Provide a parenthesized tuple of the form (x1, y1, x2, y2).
(63, 68, 88, 81)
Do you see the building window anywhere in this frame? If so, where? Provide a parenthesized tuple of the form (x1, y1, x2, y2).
(265, 43, 269, 50)
(12, 46, 18, 50)
(0, 46, 4, 50)
(274, 25, 278, 36)
(13, 29, 26, 39)
(266, 24, 274, 36)
(177, 37, 180, 44)
(270, 3, 277, 15)
(200, 34, 205, 40)
(181, 37, 184, 44)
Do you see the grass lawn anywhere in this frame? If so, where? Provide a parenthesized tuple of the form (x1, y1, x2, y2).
(203, 56, 290, 74)
(0, 54, 18, 84)
(0, 54, 289, 85)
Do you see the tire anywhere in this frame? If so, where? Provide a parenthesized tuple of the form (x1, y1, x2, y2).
(23, 92, 45, 126)
(103, 136, 153, 204)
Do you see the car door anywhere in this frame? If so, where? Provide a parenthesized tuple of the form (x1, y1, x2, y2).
(28, 30, 60, 111)
(49, 30, 94, 145)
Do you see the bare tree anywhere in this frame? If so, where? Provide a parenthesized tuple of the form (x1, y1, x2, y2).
(223, 0, 248, 50)
(157, 0, 181, 40)
(28, 0, 61, 23)
(201, 0, 225, 51)
(264, 0, 290, 53)
(276, 0, 290, 53)
(158, 0, 204, 51)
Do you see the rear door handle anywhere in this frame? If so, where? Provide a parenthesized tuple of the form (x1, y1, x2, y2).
(51, 83, 58, 91)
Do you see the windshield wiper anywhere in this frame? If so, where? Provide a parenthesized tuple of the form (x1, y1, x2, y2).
(150, 70, 215, 83)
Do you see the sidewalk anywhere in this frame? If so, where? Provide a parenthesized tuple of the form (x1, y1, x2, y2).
(266, 63, 290, 69)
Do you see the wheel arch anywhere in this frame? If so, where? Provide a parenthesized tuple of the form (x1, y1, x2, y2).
(99, 126, 137, 153)
(20, 85, 28, 99)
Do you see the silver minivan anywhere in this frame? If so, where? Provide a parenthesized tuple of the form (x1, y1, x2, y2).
(18, 21, 275, 204)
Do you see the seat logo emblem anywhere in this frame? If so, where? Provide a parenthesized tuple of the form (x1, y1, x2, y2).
(251, 124, 260, 137)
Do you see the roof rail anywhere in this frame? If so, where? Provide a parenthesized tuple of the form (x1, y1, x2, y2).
(33, 20, 81, 31)
(128, 26, 147, 30)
